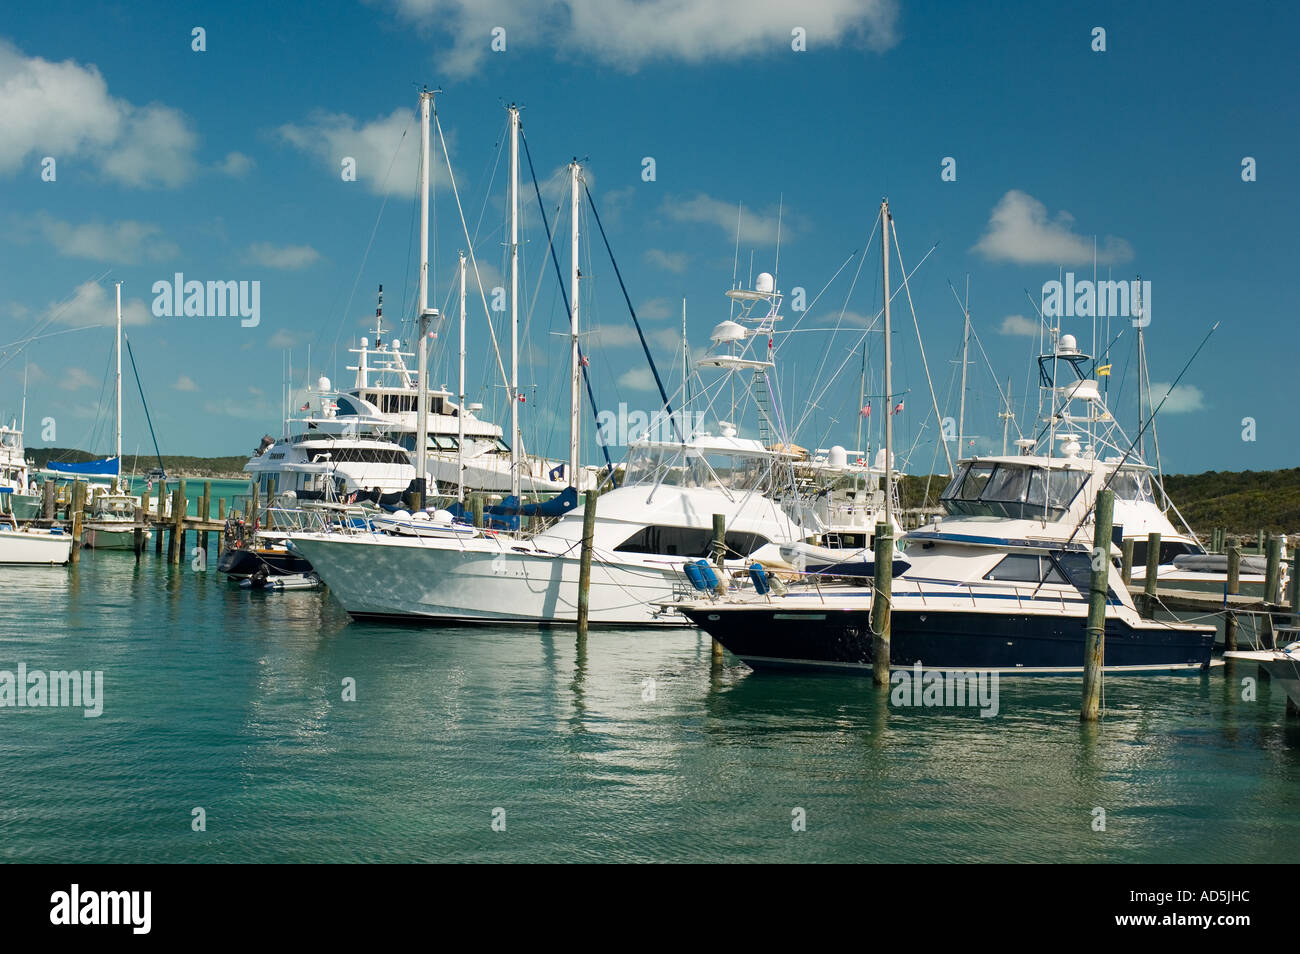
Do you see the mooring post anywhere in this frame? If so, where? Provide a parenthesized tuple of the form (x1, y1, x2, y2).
(154, 484, 164, 555)
(1288, 546, 1299, 614)
(870, 521, 893, 687)
(471, 494, 484, 529)
(69, 480, 85, 564)
(576, 491, 598, 638)
(133, 496, 144, 558)
(218, 498, 226, 520)
(709, 514, 727, 658)
(1082, 490, 1115, 721)
(1265, 535, 1281, 606)
(1225, 544, 1241, 652)
(1257, 529, 1266, 555)
(1121, 538, 1135, 586)
(1141, 531, 1160, 618)
(42, 479, 55, 521)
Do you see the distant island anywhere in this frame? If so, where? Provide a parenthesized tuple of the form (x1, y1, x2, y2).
(30, 448, 249, 480)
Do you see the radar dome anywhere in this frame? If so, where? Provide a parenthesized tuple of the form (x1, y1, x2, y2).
(828, 445, 848, 468)
(360, 337, 369, 348)
(317, 376, 331, 392)
(710, 320, 746, 343)
(755, 272, 774, 294)
(1058, 334, 1078, 353)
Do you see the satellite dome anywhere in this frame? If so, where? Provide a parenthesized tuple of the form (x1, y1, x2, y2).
(828, 445, 848, 468)
(317, 376, 330, 392)
(361, 337, 369, 348)
(1058, 334, 1078, 353)
(391, 339, 401, 351)
(755, 272, 774, 294)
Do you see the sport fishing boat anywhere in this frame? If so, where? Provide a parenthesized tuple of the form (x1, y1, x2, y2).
(673, 200, 1215, 673)
(0, 423, 40, 519)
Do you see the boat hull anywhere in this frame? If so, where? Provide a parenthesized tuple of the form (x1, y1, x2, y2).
(217, 546, 313, 579)
(288, 533, 693, 627)
(0, 529, 72, 565)
(681, 604, 1216, 674)
(83, 525, 151, 550)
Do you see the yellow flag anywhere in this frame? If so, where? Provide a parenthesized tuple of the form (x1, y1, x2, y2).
(1097, 364, 1112, 376)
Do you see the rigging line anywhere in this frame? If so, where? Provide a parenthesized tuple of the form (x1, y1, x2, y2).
(1033, 322, 1221, 596)
(433, 105, 511, 396)
(790, 242, 939, 441)
(326, 120, 412, 379)
(123, 334, 166, 478)
(518, 135, 613, 474)
(799, 244, 872, 414)
(582, 180, 682, 443)
(0, 269, 114, 371)
(890, 220, 953, 477)
(776, 244, 871, 351)
(965, 317, 1026, 442)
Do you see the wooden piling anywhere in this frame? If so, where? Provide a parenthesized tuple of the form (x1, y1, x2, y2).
(69, 480, 85, 564)
(41, 480, 55, 520)
(154, 485, 164, 554)
(1257, 529, 1266, 555)
(1141, 531, 1161, 618)
(576, 491, 598, 637)
(1265, 535, 1281, 603)
(870, 521, 893, 687)
(1225, 545, 1241, 652)
(1081, 490, 1115, 721)
(710, 513, 726, 659)
(133, 495, 144, 558)
(1121, 538, 1135, 586)
(470, 494, 484, 529)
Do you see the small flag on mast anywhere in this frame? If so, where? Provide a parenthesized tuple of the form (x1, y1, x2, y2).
(892, 400, 905, 415)
(861, 401, 871, 417)
(1097, 364, 1112, 376)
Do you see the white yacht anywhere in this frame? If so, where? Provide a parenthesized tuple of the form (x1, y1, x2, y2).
(83, 492, 152, 550)
(0, 496, 70, 564)
(0, 423, 40, 519)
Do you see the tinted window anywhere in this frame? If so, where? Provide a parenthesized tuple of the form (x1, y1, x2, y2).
(614, 526, 769, 558)
(985, 554, 1067, 584)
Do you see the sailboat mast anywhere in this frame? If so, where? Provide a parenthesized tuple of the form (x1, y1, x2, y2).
(881, 199, 894, 526)
(508, 104, 521, 500)
(856, 334, 867, 458)
(568, 160, 581, 489)
(115, 280, 123, 488)
(458, 251, 467, 503)
(415, 87, 435, 509)
(1000, 376, 1013, 456)
(957, 285, 969, 458)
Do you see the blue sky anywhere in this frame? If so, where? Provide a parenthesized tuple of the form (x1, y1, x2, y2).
(1, 0, 1296, 474)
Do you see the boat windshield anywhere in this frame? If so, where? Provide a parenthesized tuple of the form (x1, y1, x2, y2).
(623, 444, 770, 492)
(941, 462, 1089, 519)
(1111, 468, 1156, 503)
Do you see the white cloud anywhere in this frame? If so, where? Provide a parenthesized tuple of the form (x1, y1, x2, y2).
(59, 366, 97, 391)
(388, 0, 899, 77)
(44, 281, 152, 327)
(638, 298, 674, 320)
(999, 314, 1040, 337)
(664, 194, 788, 245)
(1150, 382, 1205, 414)
(24, 213, 178, 263)
(266, 330, 309, 349)
(173, 375, 199, 392)
(279, 108, 423, 196)
(218, 151, 254, 177)
(0, 39, 197, 187)
(971, 190, 1134, 266)
(645, 248, 687, 273)
(588, 323, 643, 348)
(243, 242, 320, 269)
(617, 367, 657, 391)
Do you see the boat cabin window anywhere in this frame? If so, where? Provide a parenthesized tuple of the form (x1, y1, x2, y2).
(614, 525, 770, 558)
(308, 447, 410, 465)
(942, 462, 1088, 519)
(984, 554, 1067, 584)
(623, 445, 770, 493)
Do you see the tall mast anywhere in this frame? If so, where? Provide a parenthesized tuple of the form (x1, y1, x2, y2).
(568, 160, 581, 489)
(114, 280, 123, 488)
(508, 104, 521, 500)
(458, 251, 467, 503)
(681, 298, 689, 419)
(856, 334, 867, 458)
(881, 199, 894, 526)
(957, 280, 969, 460)
(415, 87, 436, 509)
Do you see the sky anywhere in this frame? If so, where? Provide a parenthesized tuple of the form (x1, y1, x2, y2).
(1, 0, 1296, 475)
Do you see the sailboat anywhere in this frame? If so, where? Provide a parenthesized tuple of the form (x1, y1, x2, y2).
(285, 97, 812, 625)
(80, 283, 152, 550)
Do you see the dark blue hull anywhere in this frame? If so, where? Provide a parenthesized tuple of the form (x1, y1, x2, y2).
(681, 606, 1215, 674)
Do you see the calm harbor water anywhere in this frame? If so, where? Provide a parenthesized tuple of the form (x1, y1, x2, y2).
(3, 547, 1299, 863)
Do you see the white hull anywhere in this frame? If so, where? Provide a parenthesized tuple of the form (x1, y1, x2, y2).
(0, 528, 72, 564)
(289, 532, 693, 626)
(1225, 647, 1300, 710)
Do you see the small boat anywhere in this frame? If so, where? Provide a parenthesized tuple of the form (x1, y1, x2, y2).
(83, 493, 152, 550)
(0, 519, 71, 565)
(240, 571, 321, 590)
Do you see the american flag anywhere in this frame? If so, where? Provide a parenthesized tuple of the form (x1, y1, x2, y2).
(860, 401, 871, 417)
(892, 400, 904, 415)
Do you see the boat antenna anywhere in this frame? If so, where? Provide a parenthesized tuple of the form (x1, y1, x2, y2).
(123, 334, 166, 481)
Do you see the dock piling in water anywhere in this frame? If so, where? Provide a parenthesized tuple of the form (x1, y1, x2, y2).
(576, 492, 598, 638)
(870, 521, 893, 687)
(1225, 545, 1241, 651)
(1121, 538, 1135, 586)
(1082, 490, 1114, 722)
(70, 480, 85, 564)
(1141, 532, 1160, 618)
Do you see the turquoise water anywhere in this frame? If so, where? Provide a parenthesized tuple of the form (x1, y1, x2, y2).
(2, 548, 1299, 863)
(121, 476, 248, 516)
